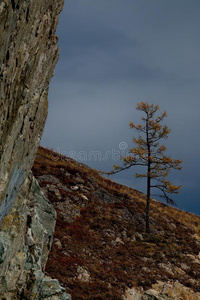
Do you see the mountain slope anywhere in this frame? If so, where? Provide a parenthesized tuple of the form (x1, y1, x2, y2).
(32, 146, 200, 299)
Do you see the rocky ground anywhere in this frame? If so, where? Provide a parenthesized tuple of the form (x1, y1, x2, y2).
(33, 146, 200, 300)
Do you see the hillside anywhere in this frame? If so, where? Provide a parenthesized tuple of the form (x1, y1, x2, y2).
(32, 146, 200, 299)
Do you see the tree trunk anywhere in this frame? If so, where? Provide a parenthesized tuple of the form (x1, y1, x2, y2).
(146, 171, 151, 233)
(146, 114, 151, 234)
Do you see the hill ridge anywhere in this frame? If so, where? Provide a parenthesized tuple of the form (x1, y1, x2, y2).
(33, 146, 200, 299)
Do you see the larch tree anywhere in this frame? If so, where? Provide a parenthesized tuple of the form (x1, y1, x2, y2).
(108, 102, 182, 233)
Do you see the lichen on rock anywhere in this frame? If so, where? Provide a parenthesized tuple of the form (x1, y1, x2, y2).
(0, 0, 71, 299)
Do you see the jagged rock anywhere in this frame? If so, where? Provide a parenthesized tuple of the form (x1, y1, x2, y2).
(0, 0, 63, 203)
(28, 273, 71, 300)
(0, 174, 70, 299)
(0, 0, 71, 298)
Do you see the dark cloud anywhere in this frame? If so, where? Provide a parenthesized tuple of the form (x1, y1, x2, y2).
(61, 26, 140, 55)
(43, 0, 200, 215)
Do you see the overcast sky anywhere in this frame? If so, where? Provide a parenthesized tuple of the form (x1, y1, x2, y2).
(42, 0, 200, 215)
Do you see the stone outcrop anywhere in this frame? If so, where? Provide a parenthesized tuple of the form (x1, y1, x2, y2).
(0, 0, 70, 299)
(124, 281, 200, 300)
(0, 174, 70, 299)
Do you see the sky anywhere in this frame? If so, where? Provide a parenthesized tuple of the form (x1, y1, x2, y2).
(42, 0, 200, 215)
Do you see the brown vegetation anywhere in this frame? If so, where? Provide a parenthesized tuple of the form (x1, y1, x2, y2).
(32, 146, 200, 299)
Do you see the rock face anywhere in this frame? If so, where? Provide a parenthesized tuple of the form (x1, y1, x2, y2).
(0, 0, 70, 299)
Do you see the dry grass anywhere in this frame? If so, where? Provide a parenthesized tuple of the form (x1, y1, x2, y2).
(158, 205, 200, 238)
(32, 146, 200, 299)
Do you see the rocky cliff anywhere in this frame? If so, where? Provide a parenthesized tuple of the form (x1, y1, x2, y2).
(0, 1, 70, 299)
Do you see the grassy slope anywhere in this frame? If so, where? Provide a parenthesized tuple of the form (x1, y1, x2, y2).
(32, 146, 200, 299)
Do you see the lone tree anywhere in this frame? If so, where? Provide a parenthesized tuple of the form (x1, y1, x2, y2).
(108, 102, 182, 233)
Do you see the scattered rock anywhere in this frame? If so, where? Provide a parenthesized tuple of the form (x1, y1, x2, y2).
(38, 175, 60, 185)
(180, 262, 190, 271)
(53, 238, 62, 250)
(65, 172, 71, 177)
(170, 222, 176, 230)
(57, 183, 71, 193)
(124, 281, 200, 300)
(135, 232, 143, 241)
(93, 188, 117, 203)
(80, 194, 89, 201)
(131, 235, 136, 242)
(115, 237, 124, 244)
(77, 267, 90, 282)
(141, 257, 149, 262)
(70, 185, 79, 191)
(123, 287, 142, 300)
(48, 185, 62, 199)
(174, 266, 186, 276)
(152, 280, 200, 300)
(75, 177, 85, 184)
(32, 148, 200, 300)
(143, 289, 160, 299)
(186, 254, 200, 264)
(141, 267, 150, 273)
(158, 263, 174, 276)
(104, 229, 115, 238)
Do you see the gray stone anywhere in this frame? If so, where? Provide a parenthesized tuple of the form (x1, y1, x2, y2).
(38, 175, 61, 185)
(0, 0, 70, 298)
(70, 185, 79, 191)
(135, 232, 143, 241)
(74, 177, 85, 184)
(0, 174, 69, 299)
(142, 289, 160, 300)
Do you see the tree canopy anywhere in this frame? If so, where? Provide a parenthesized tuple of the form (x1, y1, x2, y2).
(108, 102, 182, 233)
